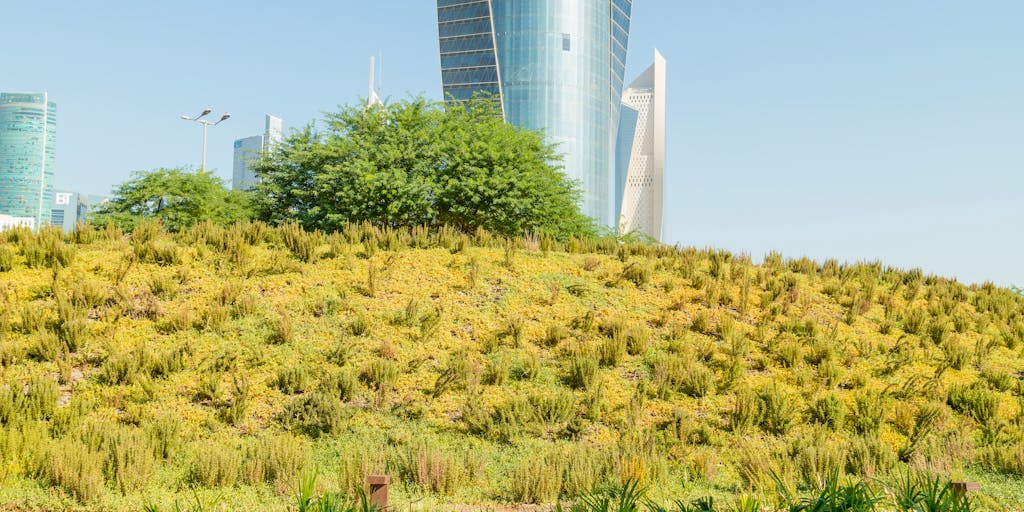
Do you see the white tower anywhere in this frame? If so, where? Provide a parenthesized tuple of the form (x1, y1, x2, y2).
(616, 50, 666, 241)
(368, 56, 382, 107)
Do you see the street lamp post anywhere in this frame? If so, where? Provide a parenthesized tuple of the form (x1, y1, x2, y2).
(180, 108, 231, 172)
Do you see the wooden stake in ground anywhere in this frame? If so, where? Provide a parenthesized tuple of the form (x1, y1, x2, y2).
(367, 475, 391, 509)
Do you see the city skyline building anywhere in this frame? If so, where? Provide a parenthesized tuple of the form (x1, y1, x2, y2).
(0, 92, 57, 227)
(49, 190, 109, 232)
(0, 214, 35, 231)
(49, 191, 81, 232)
(232, 114, 282, 191)
(436, 0, 633, 227)
(616, 50, 666, 241)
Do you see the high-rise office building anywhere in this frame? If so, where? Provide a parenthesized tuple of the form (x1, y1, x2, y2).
(233, 136, 263, 191)
(232, 114, 283, 191)
(50, 191, 80, 232)
(49, 191, 108, 232)
(437, 0, 633, 227)
(616, 50, 666, 241)
(0, 92, 57, 227)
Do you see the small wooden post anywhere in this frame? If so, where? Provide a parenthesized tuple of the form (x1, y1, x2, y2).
(367, 475, 391, 509)
(950, 482, 981, 498)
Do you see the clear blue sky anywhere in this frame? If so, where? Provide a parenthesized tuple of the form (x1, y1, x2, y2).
(3, 1, 1021, 285)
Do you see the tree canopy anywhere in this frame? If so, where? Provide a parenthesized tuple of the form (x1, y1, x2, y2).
(91, 168, 252, 232)
(252, 98, 594, 238)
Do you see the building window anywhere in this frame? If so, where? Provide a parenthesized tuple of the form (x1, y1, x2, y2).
(562, 33, 571, 52)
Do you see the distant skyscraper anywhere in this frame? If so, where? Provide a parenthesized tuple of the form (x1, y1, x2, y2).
(50, 191, 80, 232)
(616, 50, 666, 240)
(233, 114, 283, 191)
(266, 115, 283, 147)
(437, 0, 633, 227)
(0, 92, 56, 227)
(49, 191, 108, 232)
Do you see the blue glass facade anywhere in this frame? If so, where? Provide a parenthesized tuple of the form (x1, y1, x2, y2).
(437, 0, 632, 226)
(614, 103, 638, 223)
(438, 0, 503, 103)
(0, 93, 56, 227)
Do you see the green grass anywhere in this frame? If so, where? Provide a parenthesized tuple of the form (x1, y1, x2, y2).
(0, 222, 1022, 510)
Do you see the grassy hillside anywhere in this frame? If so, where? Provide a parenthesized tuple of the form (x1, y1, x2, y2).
(0, 221, 1022, 511)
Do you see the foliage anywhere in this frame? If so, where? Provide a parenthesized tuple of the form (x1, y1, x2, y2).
(252, 98, 594, 238)
(282, 392, 345, 437)
(92, 167, 252, 231)
(0, 220, 1021, 508)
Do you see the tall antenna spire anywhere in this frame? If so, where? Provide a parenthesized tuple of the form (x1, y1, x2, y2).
(369, 56, 376, 97)
(368, 56, 382, 107)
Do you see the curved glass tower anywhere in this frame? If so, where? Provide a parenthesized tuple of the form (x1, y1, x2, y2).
(437, 0, 632, 227)
(0, 93, 56, 228)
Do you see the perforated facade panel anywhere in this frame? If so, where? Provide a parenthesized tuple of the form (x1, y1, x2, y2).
(615, 50, 666, 241)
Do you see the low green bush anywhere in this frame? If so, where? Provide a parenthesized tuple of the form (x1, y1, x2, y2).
(483, 353, 511, 386)
(680, 363, 715, 398)
(506, 450, 564, 504)
(242, 434, 309, 491)
(0, 245, 15, 272)
(359, 359, 398, 392)
(567, 353, 599, 391)
(268, 307, 295, 344)
(320, 368, 358, 402)
(282, 392, 345, 437)
(621, 263, 651, 287)
(189, 440, 241, 488)
(45, 438, 106, 502)
(758, 384, 797, 435)
(729, 388, 759, 433)
(218, 374, 251, 426)
(542, 324, 570, 348)
(274, 366, 311, 395)
(850, 390, 888, 435)
(529, 388, 575, 425)
(808, 393, 847, 430)
(846, 434, 896, 478)
(947, 382, 998, 427)
(23, 375, 58, 421)
(396, 440, 468, 495)
(597, 336, 625, 368)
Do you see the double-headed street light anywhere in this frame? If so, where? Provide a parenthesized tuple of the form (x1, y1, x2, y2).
(180, 107, 231, 172)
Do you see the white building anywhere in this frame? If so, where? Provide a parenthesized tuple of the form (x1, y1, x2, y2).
(232, 114, 283, 191)
(0, 213, 35, 231)
(615, 50, 667, 241)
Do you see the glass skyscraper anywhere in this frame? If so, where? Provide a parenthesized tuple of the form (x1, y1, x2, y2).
(437, 0, 633, 227)
(0, 92, 56, 227)
(233, 114, 283, 191)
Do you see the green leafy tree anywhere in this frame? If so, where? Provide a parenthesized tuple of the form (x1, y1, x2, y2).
(92, 168, 252, 232)
(252, 98, 594, 238)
